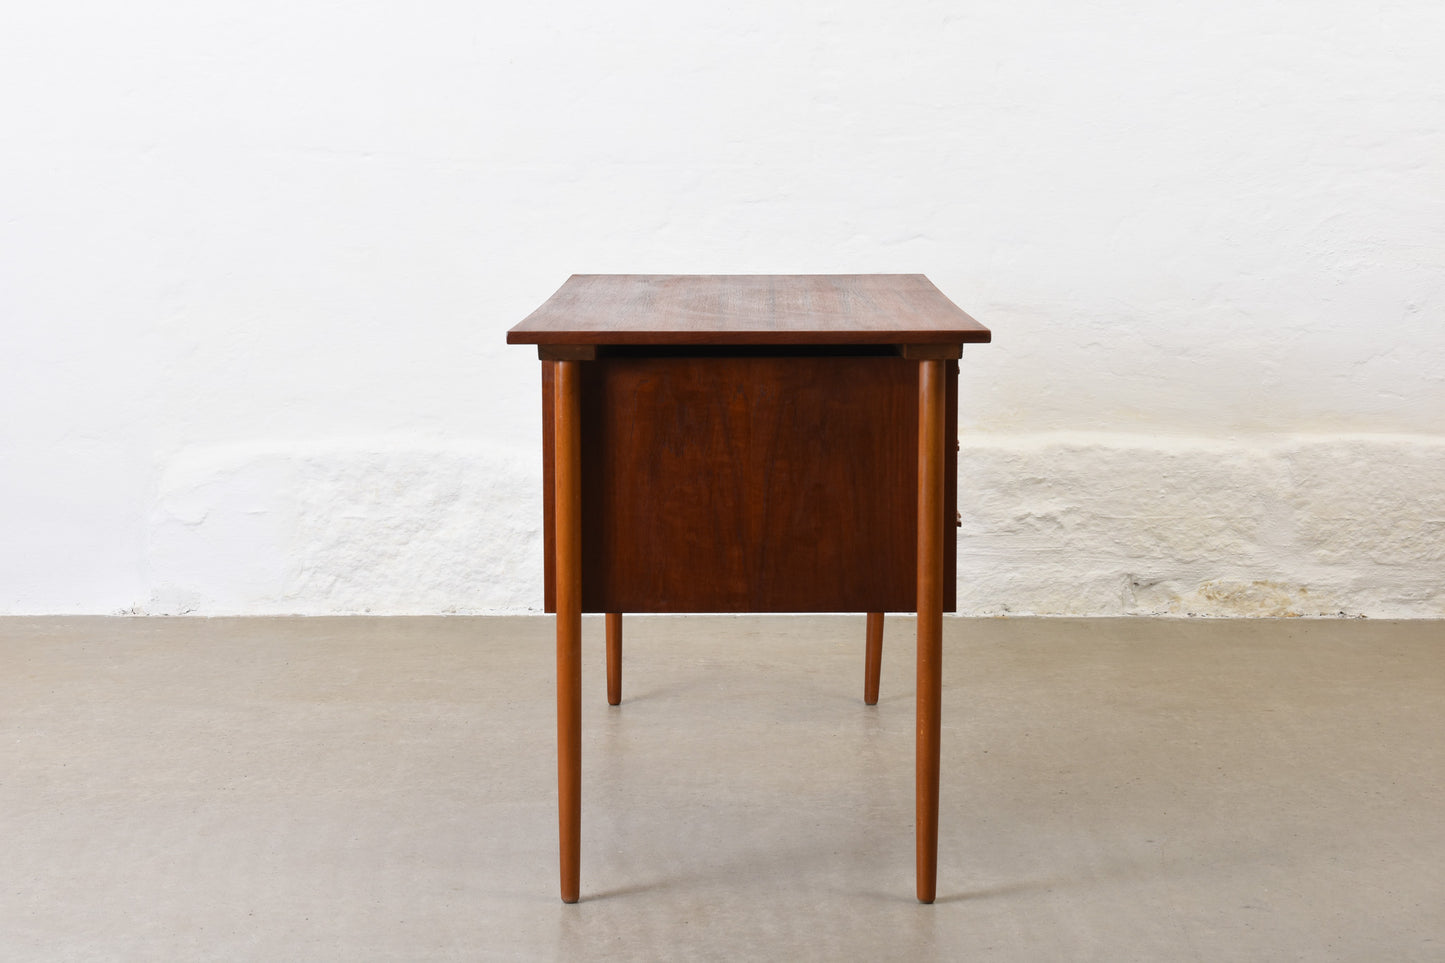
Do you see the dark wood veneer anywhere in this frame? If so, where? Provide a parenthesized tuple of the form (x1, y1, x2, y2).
(509, 274, 991, 346)
(542, 355, 957, 613)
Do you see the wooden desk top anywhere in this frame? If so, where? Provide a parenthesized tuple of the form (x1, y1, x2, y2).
(507, 274, 991, 347)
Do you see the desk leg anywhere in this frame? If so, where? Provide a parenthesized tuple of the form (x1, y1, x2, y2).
(606, 612, 622, 706)
(864, 612, 883, 705)
(916, 359, 945, 905)
(555, 360, 583, 904)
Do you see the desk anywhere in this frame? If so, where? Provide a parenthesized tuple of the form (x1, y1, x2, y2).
(507, 275, 990, 903)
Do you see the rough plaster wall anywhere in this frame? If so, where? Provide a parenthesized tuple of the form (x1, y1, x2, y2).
(146, 442, 539, 615)
(959, 434, 1445, 617)
(3, 0, 1444, 615)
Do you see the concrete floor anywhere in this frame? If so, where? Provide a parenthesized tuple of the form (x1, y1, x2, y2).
(1, 616, 1442, 961)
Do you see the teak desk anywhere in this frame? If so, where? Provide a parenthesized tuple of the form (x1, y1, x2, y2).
(507, 274, 990, 903)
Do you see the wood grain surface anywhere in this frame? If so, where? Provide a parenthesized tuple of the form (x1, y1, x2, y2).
(542, 355, 958, 613)
(915, 359, 946, 905)
(552, 360, 582, 904)
(508, 275, 990, 346)
(864, 611, 884, 705)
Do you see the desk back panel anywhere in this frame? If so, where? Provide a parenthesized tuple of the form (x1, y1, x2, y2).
(542, 354, 958, 614)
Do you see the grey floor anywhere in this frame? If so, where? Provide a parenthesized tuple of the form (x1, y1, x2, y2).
(2, 616, 1442, 961)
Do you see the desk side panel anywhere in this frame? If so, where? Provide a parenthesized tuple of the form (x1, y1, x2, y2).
(543, 356, 958, 614)
(576, 356, 952, 613)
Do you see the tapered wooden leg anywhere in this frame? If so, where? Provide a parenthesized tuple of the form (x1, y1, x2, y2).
(864, 612, 883, 705)
(916, 359, 945, 905)
(606, 612, 622, 706)
(554, 360, 583, 904)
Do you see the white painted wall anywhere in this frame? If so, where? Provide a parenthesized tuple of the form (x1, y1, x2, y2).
(3, 0, 1442, 615)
